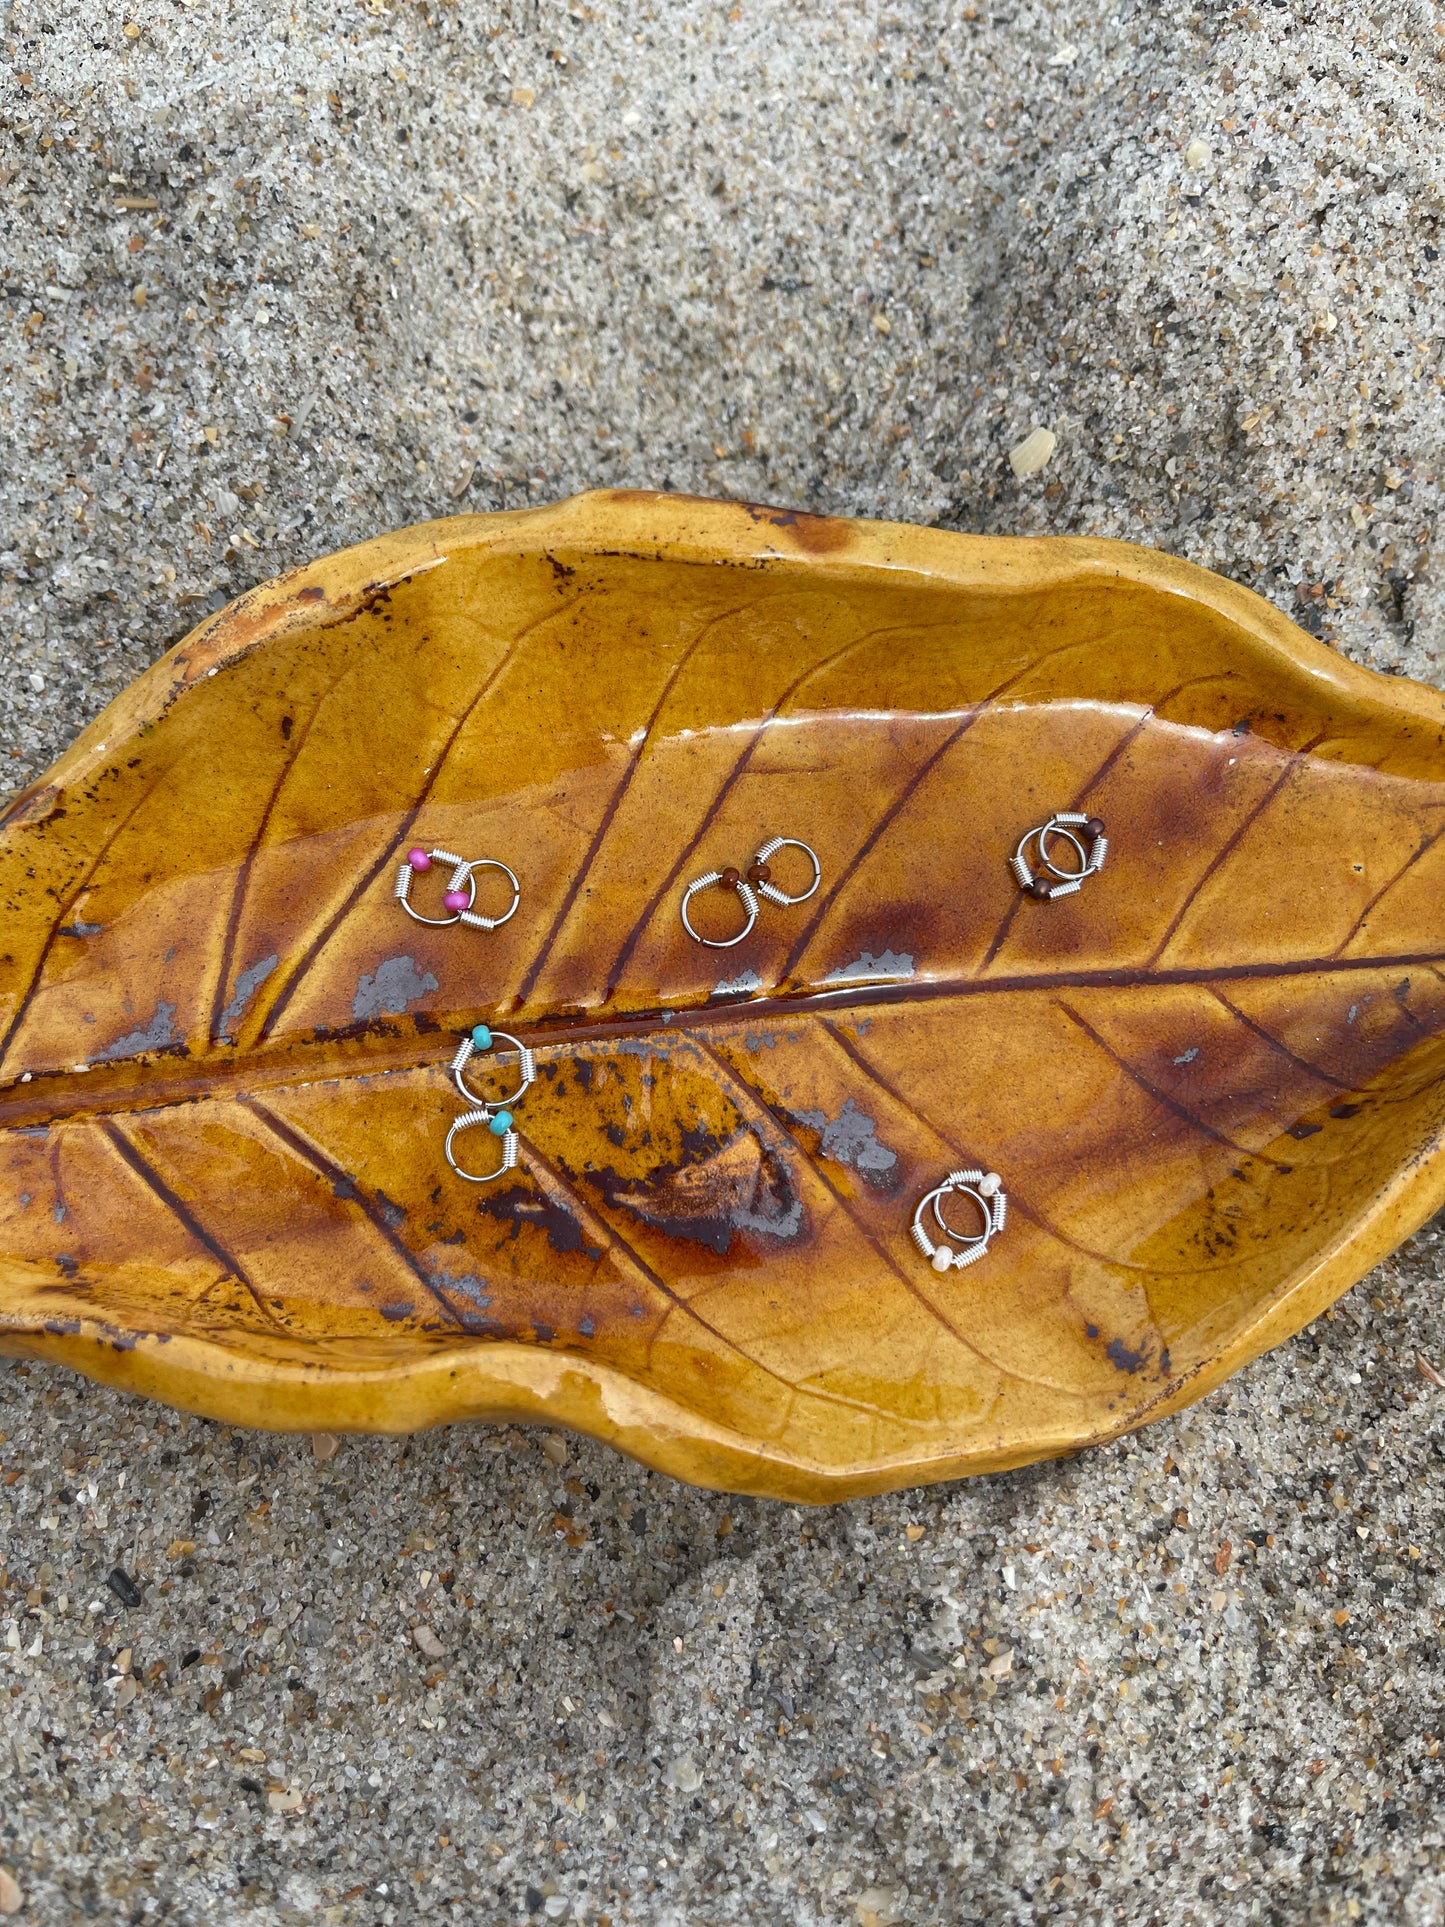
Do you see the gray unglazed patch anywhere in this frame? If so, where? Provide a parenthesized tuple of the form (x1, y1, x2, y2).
(821, 949, 915, 985)
(352, 956, 438, 1021)
(95, 1000, 176, 1062)
(795, 1097, 897, 1175)
(58, 920, 103, 938)
(713, 968, 764, 997)
(429, 1268, 492, 1311)
(616, 1036, 663, 1057)
(220, 953, 278, 1038)
(731, 1135, 806, 1240)
(730, 1193, 805, 1240)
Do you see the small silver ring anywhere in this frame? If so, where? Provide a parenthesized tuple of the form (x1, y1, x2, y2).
(452, 1029, 535, 1109)
(911, 1172, 1006, 1271)
(932, 1183, 992, 1247)
(754, 836, 821, 906)
(1011, 814, 1106, 898)
(445, 1110, 519, 1184)
(1036, 822, 1090, 882)
(456, 858, 521, 930)
(681, 876, 759, 949)
(398, 852, 477, 928)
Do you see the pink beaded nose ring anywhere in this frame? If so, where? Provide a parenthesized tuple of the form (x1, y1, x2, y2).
(910, 1169, 1007, 1273)
(394, 847, 521, 932)
(443, 1024, 535, 1184)
(1010, 813, 1107, 902)
(681, 836, 822, 948)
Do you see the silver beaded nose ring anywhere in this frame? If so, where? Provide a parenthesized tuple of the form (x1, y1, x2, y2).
(1010, 813, 1107, 902)
(910, 1169, 1008, 1273)
(444, 1023, 536, 1184)
(681, 836, 822, 948)
(395, 847, 522, 932)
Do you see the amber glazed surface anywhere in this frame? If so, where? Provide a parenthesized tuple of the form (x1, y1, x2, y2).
(3, 490, 1445, 1500)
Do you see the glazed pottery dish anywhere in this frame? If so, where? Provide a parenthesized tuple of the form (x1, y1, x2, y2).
(3, 491, 1443, 1500)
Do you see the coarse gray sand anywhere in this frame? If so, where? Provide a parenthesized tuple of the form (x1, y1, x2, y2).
(1, 1, 1443, 1921)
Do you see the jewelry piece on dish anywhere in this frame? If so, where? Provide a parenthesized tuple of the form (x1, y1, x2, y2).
(450, 1023, 536, 1111)
(910, 1169, 1008, 1273)
(395, 847, 521, 931)
(444, 1023, 534, 1183)
(749, 835, 822, 908)
(681, 870, 760, 948)
(1010, 813, 1107, 902)
(445, 1106, 520, 1184)
(680, 837, 821, 947)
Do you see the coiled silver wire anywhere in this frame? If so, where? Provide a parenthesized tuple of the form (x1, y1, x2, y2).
(1011, 812, 1108, 901)
(680, 836, 821, 945)
(451, 1030, 536, 1109)
(395, 851, 521, 931)
(753, 836, 821, 906)
(396, 851, 475, 927)
(910, 1168, 1008, 1273)
(444, 1110, 519, 1184)
(680, 872, 760, 948)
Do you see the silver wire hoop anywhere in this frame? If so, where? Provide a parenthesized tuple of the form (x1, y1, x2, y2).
(444, 1109, 520, 1184)
(1037, 824, 1090, 881)
(681, 871, 761, 948)
(455, 858, 521, 932)
(910, 1168, 1008, 1273)
(395, 848, 476, 928)
(1009, 813, 1108, 902)
(451, 1029, 536, 1109)
(752, 835, 822, 908)
(394, 851, 521, 930)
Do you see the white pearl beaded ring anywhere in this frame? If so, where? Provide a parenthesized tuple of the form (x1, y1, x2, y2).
(910, 1169, 1008, 1272)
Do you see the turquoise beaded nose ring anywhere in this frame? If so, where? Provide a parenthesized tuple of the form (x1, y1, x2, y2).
(444, 1024, 537, 1183)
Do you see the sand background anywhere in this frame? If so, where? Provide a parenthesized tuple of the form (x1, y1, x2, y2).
(1, 2, 1443, 1921)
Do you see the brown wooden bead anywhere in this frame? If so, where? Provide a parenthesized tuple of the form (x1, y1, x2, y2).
(1084, 816, 1105, 839)
(719, 865, 741, 889)
(746, 860, 771, 884)
(1027, 876, 1052, 900)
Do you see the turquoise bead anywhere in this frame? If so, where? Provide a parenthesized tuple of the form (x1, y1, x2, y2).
(488, 1110, 513, 1136)
(471, 1023, 492, 1050)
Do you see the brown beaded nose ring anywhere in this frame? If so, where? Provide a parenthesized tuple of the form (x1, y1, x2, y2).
(1010, 813, 1107, 902)
(681, 836, 822, 948)
(395, 847, 521, 932)
(910, 1169, 1007, 1273)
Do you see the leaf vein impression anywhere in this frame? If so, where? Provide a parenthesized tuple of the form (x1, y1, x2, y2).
(5, 950, 1445, 1134)
(253, 596, 572, 1046)
(509, 1132, 906, 1423)
(96, 1116, 285, 1331)
(510, 599, 750, 1009)
(691, 1032, 1017, 1387)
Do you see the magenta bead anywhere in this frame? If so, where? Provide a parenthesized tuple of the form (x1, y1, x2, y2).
(443, 888, 469, 913)
(407, 847, 431, 873)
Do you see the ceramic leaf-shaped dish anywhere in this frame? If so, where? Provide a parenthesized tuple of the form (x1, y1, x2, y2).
(2, 491, 1443, 1501)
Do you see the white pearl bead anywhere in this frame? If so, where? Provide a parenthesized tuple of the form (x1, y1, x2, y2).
(931, 1246, 953, 1273)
